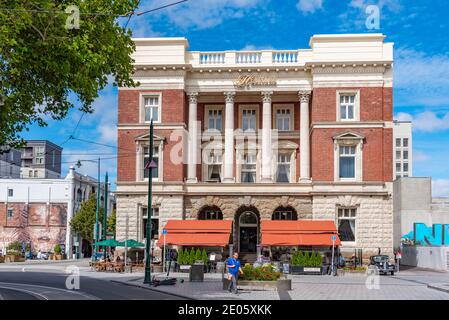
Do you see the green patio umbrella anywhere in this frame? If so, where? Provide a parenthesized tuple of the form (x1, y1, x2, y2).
(93, 239, 121, 247)
(117, 239, 145, 248)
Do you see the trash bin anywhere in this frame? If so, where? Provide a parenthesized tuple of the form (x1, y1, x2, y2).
(189, 263, 204, 282)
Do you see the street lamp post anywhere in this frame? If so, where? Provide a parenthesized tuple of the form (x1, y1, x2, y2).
(144, 120, 157, 285)
(103, 172, 108, 259)
(76, 158, 101, 262)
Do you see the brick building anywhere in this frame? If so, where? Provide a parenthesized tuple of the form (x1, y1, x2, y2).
(116, 34, 394, 259)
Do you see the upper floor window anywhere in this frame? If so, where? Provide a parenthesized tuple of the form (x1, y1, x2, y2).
(35, 146, 44, 156)
(242, 109, 257, 132)
(7, 189, 13, 197)
(206, 107, 223, 132)
(142, 207, 159, 240)
(144, 146, 159, 179)
(275, 108, 292, 131)
(143, 96, 160, 123)
(403, 138, 409, 148)
(337, 91, 359, 122)
(339, 146, 356, 179)
(241, 153, 257, 183)
(272, 207, 297, 220)
(7, 208, 13, 219)
(396, 138, 401, 147)
(276, 154, 291, 183)
(205, 153, 222, 182)
(338, 208, 356, 242)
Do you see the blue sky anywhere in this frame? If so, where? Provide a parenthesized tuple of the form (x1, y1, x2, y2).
(22, 0, 449, 196)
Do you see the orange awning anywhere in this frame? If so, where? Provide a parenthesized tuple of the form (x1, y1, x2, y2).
(157, 220, 232, 247)
(261, 220, 341, 246)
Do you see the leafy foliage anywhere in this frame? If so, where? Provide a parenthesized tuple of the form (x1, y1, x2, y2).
(201, 249, 208, 265)
(0, 0, 139, 148)
(188, 248, 195, 265)
(107, 208, 116, 235)
(291, 251, 323, 267)
(54, 244, 62, 254)
(69, 193, 104, 243)
(241, 264, 282, 281)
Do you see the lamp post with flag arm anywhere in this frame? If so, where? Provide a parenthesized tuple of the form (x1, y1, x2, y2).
(144, 120, 158, 285)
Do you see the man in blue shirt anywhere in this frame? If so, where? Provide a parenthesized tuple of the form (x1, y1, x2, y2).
(226, 252, 242, 294)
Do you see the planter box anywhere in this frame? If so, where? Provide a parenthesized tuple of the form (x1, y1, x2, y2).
(5, 255, 25, 263)
(237, 279, 292, 291)
(291, 266, 325, 275)
(55, 254, 63, 260)
(179, 265, 191, 273)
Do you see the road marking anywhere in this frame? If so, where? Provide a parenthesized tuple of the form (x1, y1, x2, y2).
(0, 285, 48, 300)
(0, 282, 99, 300)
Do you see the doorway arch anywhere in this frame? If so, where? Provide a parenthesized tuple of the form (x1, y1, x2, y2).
(235, 207, 259, 253)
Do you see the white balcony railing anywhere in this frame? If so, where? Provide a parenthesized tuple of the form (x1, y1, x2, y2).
(195, 49, 303, 66)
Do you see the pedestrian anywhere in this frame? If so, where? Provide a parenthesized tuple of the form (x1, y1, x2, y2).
(226, 252, 243, 294)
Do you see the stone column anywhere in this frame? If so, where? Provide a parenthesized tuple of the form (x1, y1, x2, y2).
(299, 90, 311, 182)
(187, 92, 198, 183)
(223, 92, 235, 183)
(261, 91, 273, 183)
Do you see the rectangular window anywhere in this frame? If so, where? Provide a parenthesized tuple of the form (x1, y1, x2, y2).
(144, 96, 160, 122)
(396, 150, 401, 160)
(403, 138, 409, 147)
(206, 153, 222, 182)
(241, 153, 257, 183)
(273, 210, 295, 220)
(403, 162, 409, 172)
(207, 109, 223, 131)
(396, 138, 401, 148)
(7, 208, 13, 219)
(242, 109, 256, 132)
(276, 109, 291, 131)
(142, 207, 159, 240)
(7, 189, 13, 197)
(339, 146, 356, 179)
(338, 208, 356, 242)
(143, 146, 159, 179)
(28, 171, 33, 178)
(403, 150, 409, 160)
(276, 154, 291, 183)
(34, 170, 38, 178)
(339, 95, 355, 120)
(35, 146, 44, 156)
(396, 162, 401, 172)
(35, 157, 44, 164)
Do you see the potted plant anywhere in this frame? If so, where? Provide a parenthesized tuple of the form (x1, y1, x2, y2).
(54, 244, 63, 260)
(236, 264, 291, 291)
(5, 241, 26, 263)
(291, 251, 324, 275)
(178, 248, 192, 272)
(201, 249, 209, 272)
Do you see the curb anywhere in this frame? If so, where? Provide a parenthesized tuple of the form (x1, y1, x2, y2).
(110, 279, 196, 300)
(427, 284, 449, 294)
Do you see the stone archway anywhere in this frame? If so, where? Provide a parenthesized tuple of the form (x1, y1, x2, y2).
(234, 206, 260, 253)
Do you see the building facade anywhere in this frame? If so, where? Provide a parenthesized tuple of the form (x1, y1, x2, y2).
(0, 148, 21, 179)
(393, 120, 412, 179)
(116, 34, 394, 259)
(0, 166, 114, 258)
(20, 140, 62, 179)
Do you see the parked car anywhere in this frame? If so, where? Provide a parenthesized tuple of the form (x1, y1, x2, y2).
(37, 251, 51, 260)
(369, 255, 396, 275)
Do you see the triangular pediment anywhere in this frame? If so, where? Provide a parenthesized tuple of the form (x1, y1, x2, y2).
(332, 131, 365, 140)
(134, 132, 164, 142)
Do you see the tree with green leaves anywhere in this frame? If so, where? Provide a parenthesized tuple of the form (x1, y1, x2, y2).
(194, 248, 202, 263)
(107, 208, 116, 236)
(0, 0, 139, 149)
(188, 248, 195, 265)
(69, 193, 104, 243)
(201, 249, 208, 265)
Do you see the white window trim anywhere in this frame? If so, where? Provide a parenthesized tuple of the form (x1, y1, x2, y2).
(236, 149, 260, 183)
(140, 92, 162, 124)
(136, 141, 163, 182)
(238, 104, 259, 133)
(204, 105, 225, 133)
(336, 90, 360, 122)
(273, 150, 296, 183)
(334, 140, 363, 182)
(139, 205, 160, 242)
(201, 143, 224, 183)
(273, 104, 294, 132)
(336, 207, 357, 247)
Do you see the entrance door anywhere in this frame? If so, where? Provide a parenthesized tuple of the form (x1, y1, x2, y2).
(240, 227, 257, 252)
(238, 211, 259, 253)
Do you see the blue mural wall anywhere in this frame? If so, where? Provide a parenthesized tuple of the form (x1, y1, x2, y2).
(402, 223, 449, 246)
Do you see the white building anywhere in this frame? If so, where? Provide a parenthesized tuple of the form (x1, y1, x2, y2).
(0, 166, 115, 258)
(393, 120, 413, 179)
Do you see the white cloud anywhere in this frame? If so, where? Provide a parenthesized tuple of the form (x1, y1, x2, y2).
(296, 0, 323, 14)
(394, 111, 449, 133)
(395, 48, 449, 106)
(432, 179, 449, 197)
(137, 0, 264, 30)
(413, 150, 429, 162)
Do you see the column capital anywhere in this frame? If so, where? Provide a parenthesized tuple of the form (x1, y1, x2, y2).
(187, 92, 198, 104)
(298, 90, 311, 103)
(224, 91, 236, 103)
(261, 91, 273, 103)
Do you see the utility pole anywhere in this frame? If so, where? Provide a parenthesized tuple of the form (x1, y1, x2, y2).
(103, 172, 108, 259)
(94, 158, 100, 261)
(144, 120, 156, 285)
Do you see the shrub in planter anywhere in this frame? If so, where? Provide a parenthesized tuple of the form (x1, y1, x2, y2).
(240, 264, 282, 281)
(201, 249, 208, 265)
(194, 248, 202, 263)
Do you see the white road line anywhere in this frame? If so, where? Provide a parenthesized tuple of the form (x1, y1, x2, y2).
(0, 282, 99, 300)
(0, 285, 48, 300)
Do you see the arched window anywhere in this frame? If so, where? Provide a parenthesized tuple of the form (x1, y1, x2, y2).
(198, 206, 223, 220)
(76, 188, 82, 202)
(239, 211, 258, 225)
(272, 206, 298, 220)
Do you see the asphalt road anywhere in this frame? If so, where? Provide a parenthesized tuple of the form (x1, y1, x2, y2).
(0, 271, 186, 300)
